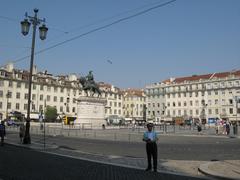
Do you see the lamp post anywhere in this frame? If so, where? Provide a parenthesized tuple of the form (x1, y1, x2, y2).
(21, 9, 48, 144)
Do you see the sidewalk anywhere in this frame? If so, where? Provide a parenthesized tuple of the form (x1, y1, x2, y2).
(5, 136, 240, 180)
(199, 160, 240, 180)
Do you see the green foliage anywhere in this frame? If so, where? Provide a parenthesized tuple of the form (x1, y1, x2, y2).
(44, 106, 57, 122)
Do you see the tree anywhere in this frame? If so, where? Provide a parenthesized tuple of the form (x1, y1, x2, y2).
(44, 106, 57, 122)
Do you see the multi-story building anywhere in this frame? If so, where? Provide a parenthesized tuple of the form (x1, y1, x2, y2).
(123, 89, 146, 124)
(146, 70, 240, 124)
(0, 63, 123, 121)
(98, 82, 123, 118)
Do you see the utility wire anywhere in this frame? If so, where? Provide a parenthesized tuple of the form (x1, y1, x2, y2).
(0, 0, 177, 68)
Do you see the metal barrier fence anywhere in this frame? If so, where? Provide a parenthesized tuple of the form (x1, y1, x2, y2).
(6, 123, 218, 142)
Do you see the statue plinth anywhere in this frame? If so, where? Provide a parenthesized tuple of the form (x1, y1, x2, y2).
(75, 96, 107, 128)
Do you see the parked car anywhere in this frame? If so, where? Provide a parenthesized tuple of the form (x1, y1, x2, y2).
(7, 119, 21, 126)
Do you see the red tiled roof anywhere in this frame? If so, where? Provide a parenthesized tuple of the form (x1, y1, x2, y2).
(163, 70, 240, 84)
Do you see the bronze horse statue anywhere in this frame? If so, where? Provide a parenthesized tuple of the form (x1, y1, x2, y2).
(79, 76, 102, 97)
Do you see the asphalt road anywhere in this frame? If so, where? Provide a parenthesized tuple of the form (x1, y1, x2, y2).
(6, 132, 240, 161)
(0, 145, 207, 180)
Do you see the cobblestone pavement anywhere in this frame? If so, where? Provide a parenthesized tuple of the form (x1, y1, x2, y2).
(0, 145, 210, 180)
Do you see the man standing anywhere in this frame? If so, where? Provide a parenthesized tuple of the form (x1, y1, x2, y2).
(143, 123, 158, 172)
(0, 121, 6, 146)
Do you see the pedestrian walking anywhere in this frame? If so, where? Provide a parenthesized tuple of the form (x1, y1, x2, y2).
(226, 122, 230, 135)
(19, 123, 25, 143)
(215, 123, 219, 135)
(143, 123, 158, 172)
(0, 121, 6, 146)
(197, 123, 202, 134)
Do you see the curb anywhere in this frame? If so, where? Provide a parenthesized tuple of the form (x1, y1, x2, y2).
(198, 162, 240, 180)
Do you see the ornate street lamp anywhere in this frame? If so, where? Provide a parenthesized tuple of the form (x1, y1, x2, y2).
(20, 9, 48, 144)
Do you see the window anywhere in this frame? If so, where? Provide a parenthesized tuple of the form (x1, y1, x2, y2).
(184, 110, 187, 115)
(195, 92, 198, 97)
(17, 82, 21, 88)
(119, 102, 121, 107)
(214, 91, 218, 95)
(196, 109, 199, 115)
(178, 110, 181, 116)
(190, 110, 193, 115)
(40, 95, 43, 101)
(222, 108, 226, 114)
(32, 104, 36, 111)
(229, 108, 233, 114)
(237, 108, 240, 114)
(208, 91, 211, 95)
(184, 102, 187, 106)
(0, 90, 3, 97)
(7, 102, 11, 109)
(24, 104, 28, 110)
(72, 107, 75, 113)
(40, 85, 44, 90)
(208, 109, 212, 115)
(215, 109, 219, 114)
(222, 99, 225, 105)
(32, 94, 36, 100)
(25, 83, 28, 89)
(208, 100, 212, 106)
(190, 101, 193, 106)
(60, 97, 63, 102)
(47, 95, 51, 101)
(54, 96, 57, 102)
(39, 105, 43, 112)
(178, 102, 181, 107)
(9, 81, 13, 87)
(215, 99, 218, 105)
(6, 91, 12, 98)
(229, 99, 233, 105)
(173, 102, 176, 107)
(0, 80, 4, 86)
(60, 106, 63, 112)
(33, 84, 36, 90)
(195, 100, 199, 106)
(0, 102, 2, 109)
(173, 110, 176, 116)
(54, 87, 58, 92)
(24, 93, 28, 99)
(47, 86, 51, 91)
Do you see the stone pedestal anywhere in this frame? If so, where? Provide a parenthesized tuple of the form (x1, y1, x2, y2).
(75, 97, 107, 128)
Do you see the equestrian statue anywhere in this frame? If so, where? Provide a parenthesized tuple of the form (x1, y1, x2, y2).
(79, 71, 102, 97)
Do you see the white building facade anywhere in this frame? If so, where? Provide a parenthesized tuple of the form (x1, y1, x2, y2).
(146, 71, 240, 124)
(0, 64, 123, 121)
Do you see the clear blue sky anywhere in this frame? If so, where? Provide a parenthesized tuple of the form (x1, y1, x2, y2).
(0, 0, 239, 88)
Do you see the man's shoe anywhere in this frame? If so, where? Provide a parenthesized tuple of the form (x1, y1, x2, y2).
(145, 168, 151, 171)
